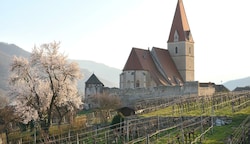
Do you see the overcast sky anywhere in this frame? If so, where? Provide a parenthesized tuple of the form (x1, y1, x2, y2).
(1, 0, 250, 84)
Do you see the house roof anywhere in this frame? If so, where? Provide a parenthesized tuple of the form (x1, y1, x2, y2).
(199, 82, 215, 87)
(233, 86, 250, 92)
(214, 85, 230, 92)
(123, 48, 169, 86)
(117, 107, 135, 117)
(85, 73, 104, 85)
(168, 0, 193, 43)
(152, 47, 183, 85)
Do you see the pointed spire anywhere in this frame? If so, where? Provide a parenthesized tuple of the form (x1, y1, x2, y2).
(168, 0, 193, 43)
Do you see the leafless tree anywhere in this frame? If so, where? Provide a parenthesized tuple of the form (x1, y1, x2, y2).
(92, 93, 121, 123)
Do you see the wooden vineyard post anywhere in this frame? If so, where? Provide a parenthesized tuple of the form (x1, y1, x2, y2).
(76, 133, 79, 144)
(34, 127, 36, 144)
(157, 115, 160, 130)
(211, 102, 214, 135)
(201, 97, 204, 113)
(104, 131, 107, 144)
(172, 105, 175, 116)
(146, 134, 150, 144)
(68, 130, 71, 143)
(200, 115, 203, 142)
(232, 100, 235, 113)
(126, 119, 129, 142)
(181, 116, 185, 144)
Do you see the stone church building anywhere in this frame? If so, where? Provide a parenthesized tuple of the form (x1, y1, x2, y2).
(85, 0, 217, 108)
(120, 0, 194, 89)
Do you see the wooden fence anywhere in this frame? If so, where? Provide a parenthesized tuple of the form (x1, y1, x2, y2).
(6, 91, 250, 143)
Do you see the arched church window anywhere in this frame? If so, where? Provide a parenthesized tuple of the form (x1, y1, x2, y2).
(175, 47, 178, 54)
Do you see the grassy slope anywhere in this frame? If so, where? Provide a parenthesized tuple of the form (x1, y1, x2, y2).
(141, 104, 250, 143)
(203, 107, 250, 144)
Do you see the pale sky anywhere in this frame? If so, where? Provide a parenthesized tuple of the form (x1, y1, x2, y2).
(1, 0, 250, 84)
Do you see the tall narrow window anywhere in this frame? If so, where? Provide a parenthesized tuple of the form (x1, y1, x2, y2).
(127, 80, 130, 88)
(175, 47, 178, 54)
(189, 47, 191, 54)
(136, 80, 140, 88)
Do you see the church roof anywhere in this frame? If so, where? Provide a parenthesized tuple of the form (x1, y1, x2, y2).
(85, 73, 104, 85)
(123, 48, 145, 70)
(152, 47, 183, 84)
(123, 48, 169, 86)
(168, 0, 193, 43)
(123, 47, 183, 86)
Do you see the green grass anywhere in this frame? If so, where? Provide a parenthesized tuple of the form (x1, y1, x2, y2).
(141, 103, 250, 143)
(203, 107, 250, 144)
(142, 104, 205, 117)
(142, 106, 173, 117)
(142, 104, 238, 117)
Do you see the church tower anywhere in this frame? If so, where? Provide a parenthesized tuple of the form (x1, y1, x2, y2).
(168, 0, 194, 82)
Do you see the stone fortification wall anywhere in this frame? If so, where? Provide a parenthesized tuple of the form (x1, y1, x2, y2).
(104, 81, 199, 107)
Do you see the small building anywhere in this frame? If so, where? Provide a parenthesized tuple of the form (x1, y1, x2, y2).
(214, 85, 230, 93)
(117, 107, 135, 117)
(84, 73, 104, 109)
(199, 82, 215, 96)
(199, 83, 230, 96)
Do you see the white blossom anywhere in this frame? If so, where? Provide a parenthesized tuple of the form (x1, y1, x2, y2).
(8, 42, 83, 126)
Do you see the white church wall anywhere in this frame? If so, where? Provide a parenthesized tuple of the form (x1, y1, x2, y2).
(120, 70, 153, 89)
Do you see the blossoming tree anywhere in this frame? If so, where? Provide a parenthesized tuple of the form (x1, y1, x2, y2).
(8, 42, 83, 131)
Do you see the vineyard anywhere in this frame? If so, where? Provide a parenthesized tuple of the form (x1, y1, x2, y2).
(7, 91, 250, 143)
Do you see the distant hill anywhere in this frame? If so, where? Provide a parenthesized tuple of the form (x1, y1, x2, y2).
(0, 51, 11, 90)
(72, 60, 120, 87)
(0, 42, 120, 93)
(0, 42, 30, 91)
(0, 42, 30, 58)
(223, 76, 250, 91)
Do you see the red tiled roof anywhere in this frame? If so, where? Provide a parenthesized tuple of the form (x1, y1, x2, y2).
(123, 47, 184, 86)
(152, 47, 183, 85)
(123, 48, 169, 86)
(168, 0, 194, 43)
(123, 48, 145, 70)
